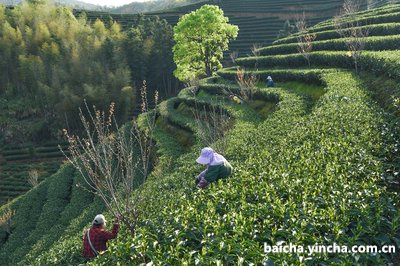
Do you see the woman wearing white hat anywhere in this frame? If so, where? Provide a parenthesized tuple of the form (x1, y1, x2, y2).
(83, 214, 119, 259)
(195, 147, 233, 188)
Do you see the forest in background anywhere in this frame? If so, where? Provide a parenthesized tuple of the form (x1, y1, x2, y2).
(0, 0, 178, 145)
(0, 0, 207, 13)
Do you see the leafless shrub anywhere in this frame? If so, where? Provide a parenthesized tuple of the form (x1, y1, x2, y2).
(185, 78, 200, 96)
(251, 43, 262, 69)
(251, 43, 262, 57)
(60, 81, 158, 235)
(296, 12, 316, 67)
(191, 100, 231, 153)
(236, 67, 259, 101)
(27, 169, 39, 187)
(229, 50, 239, 65)
(334, 0, 369, 73)
(343, 0, 361, 14)
(0, 206, 15, 235)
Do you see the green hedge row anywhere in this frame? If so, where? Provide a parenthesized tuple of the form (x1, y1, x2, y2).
(26, 95, 241, 264)
(158, 98, 198, 134)
(236, 50, 400, 80)
(85, 75, 309, 264)
(90, 70, 399, 265)
(308, 11, 400, 33)
(21, 174, 95, 265)
(31, 197, 105, 265)
(236, 51, 353, 68)
(10, 165, 76, 262)
(3, 154, 30, 161)
(313, 3, 400, 28)
(0, 162, 95, 266)
(262, 34, 400, 56)
(217, 67, 326, 85)
(273, 23, 400, 45)
(0, 179, 50, 263)
(22, 125, 148, 265)
(0, 161, 63, 205)
(35, 146, 65, 153)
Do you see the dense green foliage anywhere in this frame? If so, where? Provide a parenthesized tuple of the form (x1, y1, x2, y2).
(87, 2, 398, 264)
(1, 1, 400, 265)
(0, 1, 175, 144)
(0, 160, 61, 205)
(0, 2, 132, 141)
(84, 0, 344, 60)
(260, 34, 400, 56)
(121, 14, 177, 99)
(273, 23, 400, 45)
(90, 70, 399, 265)
(0, 161, 102, 265)
(173, 4, 238, 81)
(235, 50, 400, 80)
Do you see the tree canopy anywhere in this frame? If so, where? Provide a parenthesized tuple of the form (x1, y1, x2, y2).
(0, 1, 176, 144)
(172, 4, 239, 81)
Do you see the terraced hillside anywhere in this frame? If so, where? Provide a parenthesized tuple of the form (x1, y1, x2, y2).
(1, 1, 400, 265)
(0, 142, 68, 205)
(78, 0, 348, 62)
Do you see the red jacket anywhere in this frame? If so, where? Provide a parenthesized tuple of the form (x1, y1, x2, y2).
(83, 223, 119, 258)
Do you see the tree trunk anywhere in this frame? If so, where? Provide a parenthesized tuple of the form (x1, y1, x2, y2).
(206, 65, 212, 77)
(205, 57, 212, 77)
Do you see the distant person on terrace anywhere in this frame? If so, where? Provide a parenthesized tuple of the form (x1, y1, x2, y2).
(229, 94, 245, 104)
(195, 147, 233, 188)
(266, 76, 275, 88)
(83, 214, 119, 259)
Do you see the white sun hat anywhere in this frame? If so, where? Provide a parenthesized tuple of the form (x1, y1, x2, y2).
(196, 147, 214, 164)
(196, 147, 226, 165)
(93, 214, 106, 225)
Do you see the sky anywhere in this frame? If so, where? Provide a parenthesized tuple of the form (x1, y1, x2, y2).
(80, 0, 151, 7)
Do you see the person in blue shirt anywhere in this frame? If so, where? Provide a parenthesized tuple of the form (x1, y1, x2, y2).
(266, 76, 274, 87)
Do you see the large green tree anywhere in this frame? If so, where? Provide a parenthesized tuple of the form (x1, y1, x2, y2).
(173, 4, 238, 81)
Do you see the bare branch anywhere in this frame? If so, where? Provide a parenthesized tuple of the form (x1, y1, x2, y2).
(60, 81, 158, 235)
(0, 205, 16, 235)
(296, 12, 316, 67)
(236, 67, 259, 101)
(27, 169, 39, 187)
(191, 99, 231, 153)
(334, 0, 369, 73)
(229, 50, 239, 65)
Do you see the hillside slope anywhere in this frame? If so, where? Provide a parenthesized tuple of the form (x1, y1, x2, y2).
(80, 0, 347, 62)
(1, 1, 399, 265)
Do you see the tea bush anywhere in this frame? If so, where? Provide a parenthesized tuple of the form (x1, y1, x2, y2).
(260, 35, 400, 56)
(273, 23, 400, 45)
(91, 70, 398, 264)
(308, 10, 400, 33)
(236, 51, 400, 80)
(1, 2, 400, 265)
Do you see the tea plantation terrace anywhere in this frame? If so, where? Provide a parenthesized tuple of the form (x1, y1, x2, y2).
(1, 1, 400, 265)
(75, 0, 345, 61)
(0, 142, 68, 205)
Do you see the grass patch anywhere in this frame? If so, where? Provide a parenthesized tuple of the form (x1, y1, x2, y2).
(155, 116, 195, 150)
(248, 100, 277, 119)
(277, 81, 326, 102)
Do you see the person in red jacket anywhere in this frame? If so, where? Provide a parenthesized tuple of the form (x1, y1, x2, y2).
(83, 214, 119, 259)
